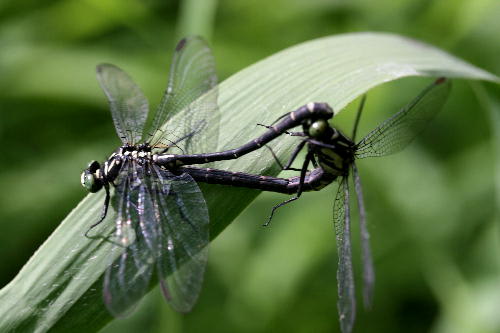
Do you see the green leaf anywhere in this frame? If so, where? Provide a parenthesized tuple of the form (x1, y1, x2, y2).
(0, 32, 498, 332)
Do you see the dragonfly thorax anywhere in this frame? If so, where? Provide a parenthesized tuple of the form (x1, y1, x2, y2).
(81, 144, 158, 193)
(316, 148, 352, 177)
(308, 123, 355, 178)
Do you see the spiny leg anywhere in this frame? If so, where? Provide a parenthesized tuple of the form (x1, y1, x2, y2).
(306, 138, 337, 150)
(263, 151, 312, 226)
(264, 146, 295, 171)
(267, 110, 293, 126)
(157, 129, 197, 153)
(282, 140, 307, 170)
(85, 182, 111, 238)
(263, 139, 307, 172)
(311, 154, 318, 168)
(256, 123, 305, 138)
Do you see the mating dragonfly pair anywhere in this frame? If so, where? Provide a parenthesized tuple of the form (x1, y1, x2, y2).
(81, 36, 451, 332)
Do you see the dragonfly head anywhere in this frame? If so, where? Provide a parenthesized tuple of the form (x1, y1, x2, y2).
(81, 160, 104, 193)
(306, 118, 330, 140)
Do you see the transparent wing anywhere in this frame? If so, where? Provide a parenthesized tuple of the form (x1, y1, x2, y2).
(352, 163, 375, 308)
(355, 78, 451, 159)
(149, 166, 209, 312)
(103, 161, 156, 317)
(96, 64, 149, 145)
(333, 177, 356, 333)
(148, 36, 218, 154)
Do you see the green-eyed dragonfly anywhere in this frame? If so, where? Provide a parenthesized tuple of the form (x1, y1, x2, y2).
(81, 36, 219, 316)
(176, 78, 451, 333)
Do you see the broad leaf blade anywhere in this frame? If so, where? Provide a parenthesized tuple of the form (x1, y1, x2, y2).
(0, 32, 498, 333)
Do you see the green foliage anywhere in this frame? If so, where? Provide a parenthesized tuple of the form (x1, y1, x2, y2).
(0, 0, 499, 332)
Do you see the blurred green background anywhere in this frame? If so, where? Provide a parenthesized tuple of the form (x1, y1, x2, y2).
(0, 0, 499, 332)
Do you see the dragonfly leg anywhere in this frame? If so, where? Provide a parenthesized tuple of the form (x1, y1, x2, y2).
(157, 129, 198, 153)
(264, 196, 299, 226)
(85, 182, 111, 238)
(282, 140, 307, 170)
(264, 140, 306, 172)
(268, 111, 292, 126)
(263, 151, 312, 226)
(264, 146, 292, 170)
(257, 123, 305, 137)
(257, 123, 292, 135)
(311, 154, 318, 168)
(306, 138, 337, 150)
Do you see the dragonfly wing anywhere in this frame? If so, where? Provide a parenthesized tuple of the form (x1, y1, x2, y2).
(103, 161, 157, 317)
(333, 177, 356, 333)
(149, 36, 218, 154)
(352, 163, 375, 308)
(96, 64, 149, 145)
(149, 166, 209, 313)
(355, 78, 451, 159)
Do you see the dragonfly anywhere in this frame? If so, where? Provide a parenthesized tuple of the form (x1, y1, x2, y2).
(80, 36, 219, 316)
(173, 77, 451, 333)
(265, 78, 450, 333)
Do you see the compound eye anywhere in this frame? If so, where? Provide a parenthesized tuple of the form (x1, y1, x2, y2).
(81, 169, 103, 193)
(309, 119, 328, 138)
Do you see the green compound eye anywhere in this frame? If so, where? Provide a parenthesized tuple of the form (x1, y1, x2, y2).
(81, 172, 94, 190)
(81, 165, 103, 193)
(309, 119, 328, 138)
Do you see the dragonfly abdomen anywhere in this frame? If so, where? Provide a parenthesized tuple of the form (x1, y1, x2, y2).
(154, 102, 334, 167)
